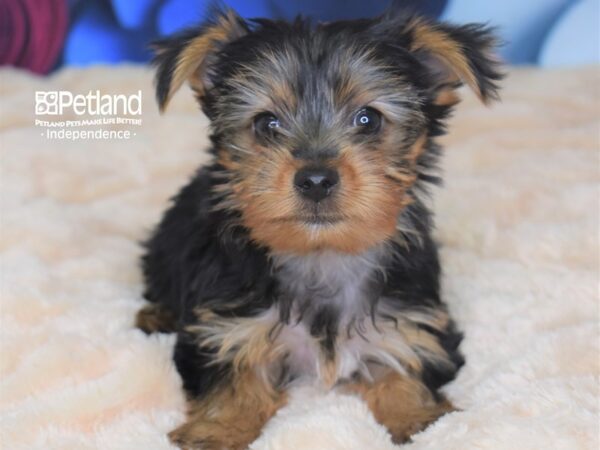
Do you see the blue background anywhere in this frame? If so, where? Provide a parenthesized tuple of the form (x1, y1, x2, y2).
(62, 0, 599, 68)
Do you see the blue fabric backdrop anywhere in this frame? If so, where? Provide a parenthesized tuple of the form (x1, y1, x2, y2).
(62, 0, 599, 68)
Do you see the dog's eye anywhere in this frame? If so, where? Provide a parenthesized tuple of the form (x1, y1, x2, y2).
(254, 113, 281, 138)
(353, 107, 382, 134)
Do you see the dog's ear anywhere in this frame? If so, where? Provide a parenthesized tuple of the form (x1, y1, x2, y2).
(152, 9, 247, 112)
(407, 17, 502, 105)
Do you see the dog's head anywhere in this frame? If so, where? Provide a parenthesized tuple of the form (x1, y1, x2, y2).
(154, 9, 501, 254)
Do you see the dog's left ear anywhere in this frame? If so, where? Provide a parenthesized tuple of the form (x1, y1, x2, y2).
(399, 16, 503, 105)
(153, 9, 247, 112)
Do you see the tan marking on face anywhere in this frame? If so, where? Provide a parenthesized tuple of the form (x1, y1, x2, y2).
(404, 133, 427, 164)
(384, 133, 427, 202)
(229, 136, 429, 254)
(270, 80, 298, 110)
(216, 148, 240, 171)
(212, 44, 430, 255)
(334, 76, 375, 110)
(384, 168, 416, 185)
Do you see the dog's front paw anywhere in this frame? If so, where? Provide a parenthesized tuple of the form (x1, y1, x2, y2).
(168, 419, 258, 450)
(168, 423, 242, 450)
(387, 397, 456, 444)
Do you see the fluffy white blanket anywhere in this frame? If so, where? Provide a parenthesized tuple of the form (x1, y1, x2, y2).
(0, 66, 598, 450)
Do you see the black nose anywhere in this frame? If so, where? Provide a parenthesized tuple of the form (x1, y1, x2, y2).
(294, 166, 339, 202)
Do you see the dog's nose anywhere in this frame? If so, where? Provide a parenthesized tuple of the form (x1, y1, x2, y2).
(294, 166, 339, 202)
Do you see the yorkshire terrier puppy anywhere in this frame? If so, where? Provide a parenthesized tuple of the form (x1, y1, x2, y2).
(136, 7, 501, 449)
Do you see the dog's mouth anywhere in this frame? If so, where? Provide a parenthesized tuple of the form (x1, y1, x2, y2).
(272, 215, 344, 226)
(269, 200, 346, 226)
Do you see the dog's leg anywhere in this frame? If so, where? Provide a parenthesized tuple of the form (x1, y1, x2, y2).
(169, 370, 286, 450)
(135, 304, 176, 334)
(343, 372, 455, 444)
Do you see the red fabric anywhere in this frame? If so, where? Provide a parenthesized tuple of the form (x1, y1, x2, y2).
(0, 0, 68, 74)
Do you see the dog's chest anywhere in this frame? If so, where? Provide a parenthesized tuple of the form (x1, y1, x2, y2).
(275, 251, 377, 317)
(273, 251, 382, 385)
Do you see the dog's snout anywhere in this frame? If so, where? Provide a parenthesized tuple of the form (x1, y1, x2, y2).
(294, 167, 339, 202)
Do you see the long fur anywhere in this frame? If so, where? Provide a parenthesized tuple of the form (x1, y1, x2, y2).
(139, 8, 502, 449)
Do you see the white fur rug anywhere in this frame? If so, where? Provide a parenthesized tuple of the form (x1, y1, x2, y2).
(0, 66, 598, 450)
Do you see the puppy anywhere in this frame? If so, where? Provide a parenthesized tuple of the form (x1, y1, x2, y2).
(136, 8, 501, 449)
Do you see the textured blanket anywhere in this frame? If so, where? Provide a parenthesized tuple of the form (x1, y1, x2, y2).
(0, 66, 598, 450)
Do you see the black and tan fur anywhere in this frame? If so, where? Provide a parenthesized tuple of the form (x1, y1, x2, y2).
(137, 7, 501, 449)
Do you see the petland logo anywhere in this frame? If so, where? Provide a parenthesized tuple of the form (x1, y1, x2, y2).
(35, 90, 142, 116)
(35, 90, 143, 140)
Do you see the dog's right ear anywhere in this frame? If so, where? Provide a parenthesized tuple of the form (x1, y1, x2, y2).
(152, 9, 247, 112)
